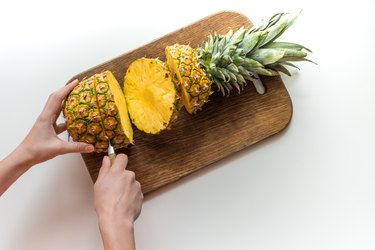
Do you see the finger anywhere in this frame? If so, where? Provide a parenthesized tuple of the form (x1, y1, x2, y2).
(60, 141, 95, 154)
(41, 79, 79, 118)
(55, 122, 67, 134)
(111, 153, 129, 172)
(97, 156, 110, 180)
(58, 79, 80, 99)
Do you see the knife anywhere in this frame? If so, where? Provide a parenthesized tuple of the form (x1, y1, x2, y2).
(107, 141, 116, 165)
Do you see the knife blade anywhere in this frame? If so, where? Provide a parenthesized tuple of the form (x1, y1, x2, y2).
(107, 141, 116, 165)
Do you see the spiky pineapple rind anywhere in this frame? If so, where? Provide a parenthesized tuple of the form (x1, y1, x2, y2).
(165, 44, 212, 114)
(93, 71, 133, 148)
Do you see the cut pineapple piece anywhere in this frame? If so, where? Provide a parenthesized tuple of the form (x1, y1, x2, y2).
(64, 71, 133, 152)
(165, 44, 212, 114)
(124, 58, 178, 134)
(102, 71, 133, 144)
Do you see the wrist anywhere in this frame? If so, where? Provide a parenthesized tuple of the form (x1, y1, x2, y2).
(16, 142, 38, 169)
(98, 213, 135, 233)
(0, 143, 35, 195)
(98, 214, 135, 250)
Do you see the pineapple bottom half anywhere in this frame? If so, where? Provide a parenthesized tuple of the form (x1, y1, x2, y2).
(64, 71, 133, 153)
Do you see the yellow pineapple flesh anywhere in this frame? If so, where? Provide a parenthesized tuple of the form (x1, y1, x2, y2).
(123, 58, 179, 134)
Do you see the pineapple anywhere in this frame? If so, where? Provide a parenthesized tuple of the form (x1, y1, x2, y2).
(166, 13, 312, 113)
(123, 58, 180, 134)
(64, 71, 133, 153)
(165, 44, 212, 114)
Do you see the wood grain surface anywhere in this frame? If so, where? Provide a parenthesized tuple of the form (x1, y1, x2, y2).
(70, 11, 293, 195)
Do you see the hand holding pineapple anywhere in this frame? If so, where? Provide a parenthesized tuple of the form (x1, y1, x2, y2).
(1, 81, 143, 250)
(23, 79, 96, 164)
(0, 80, 95, 195)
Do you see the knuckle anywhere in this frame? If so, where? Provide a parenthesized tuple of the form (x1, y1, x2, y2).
(49, 91, 63, 101)
(118, 154, 129, 165)
(49, 92, 58, 100)
(119, 172, 127, 180)
(126, 170, 136, 179)
(37, 114, 48, 123)
(73, 143, 82, 151)
(136, 182, 143, 195)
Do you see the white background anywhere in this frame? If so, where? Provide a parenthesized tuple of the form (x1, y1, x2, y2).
(1, 0, 375, 249)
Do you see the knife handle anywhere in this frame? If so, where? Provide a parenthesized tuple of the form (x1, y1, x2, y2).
(109, 153, 116, 165)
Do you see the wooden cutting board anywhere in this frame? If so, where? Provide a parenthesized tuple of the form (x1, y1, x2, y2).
(70, 11, 293, 195)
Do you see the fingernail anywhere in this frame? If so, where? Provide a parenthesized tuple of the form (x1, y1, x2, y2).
(71, 79, 79, 85)
(85, 145, 94, 152)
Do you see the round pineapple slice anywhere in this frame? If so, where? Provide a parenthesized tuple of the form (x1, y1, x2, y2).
(124, 58, 178, 134)
(64, 71, 133, 153)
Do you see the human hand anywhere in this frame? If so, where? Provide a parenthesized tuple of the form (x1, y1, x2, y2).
(19, 79, 94, 166)
(94, 154, 143, 250)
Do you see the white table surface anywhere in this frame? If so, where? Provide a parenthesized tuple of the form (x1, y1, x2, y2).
(1, 0, 375, 249)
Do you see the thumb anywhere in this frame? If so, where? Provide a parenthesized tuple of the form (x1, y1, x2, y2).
(60, 141, 95, 154)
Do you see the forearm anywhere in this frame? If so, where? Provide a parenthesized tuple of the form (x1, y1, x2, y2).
(94, 155, 142, 250)
(99, 217, 136, 250)
(0, 144, 34, 196)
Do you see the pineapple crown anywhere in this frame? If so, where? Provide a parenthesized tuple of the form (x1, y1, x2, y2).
(197, 13, 314, 95)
